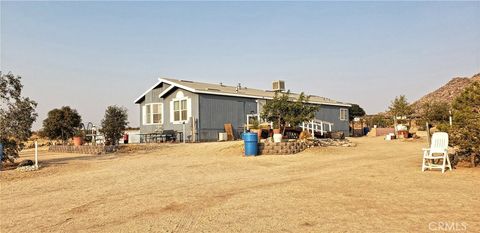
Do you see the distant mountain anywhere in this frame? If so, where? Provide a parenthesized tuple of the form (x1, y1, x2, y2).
(411, 73, 480, 112)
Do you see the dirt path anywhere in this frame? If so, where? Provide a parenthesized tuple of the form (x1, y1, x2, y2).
(1, 137, 479, 232)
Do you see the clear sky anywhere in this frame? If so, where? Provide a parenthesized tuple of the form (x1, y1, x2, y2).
(1, 1, 479, 129)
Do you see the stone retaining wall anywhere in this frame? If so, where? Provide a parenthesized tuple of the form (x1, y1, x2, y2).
(48, 145, 117, 154)
(258, 141, 307, 155)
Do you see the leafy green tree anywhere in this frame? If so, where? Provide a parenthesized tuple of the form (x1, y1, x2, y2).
(42, 106, 82, 142)
(348, 104, 366, 121)
(450, 81, 480, 167)
(388, 95, 413, 135)
(284, 93, 319, 134)
(417, 101, 450, 132)
(419, 101, 450, 124)
(388, 95, 413, 119)
(261, 91, 291, 131)
(365, 114, 393, 128)
(101, 105, 128, 145)
(0, 72, 38, 163)
(261, 91, 319, 134)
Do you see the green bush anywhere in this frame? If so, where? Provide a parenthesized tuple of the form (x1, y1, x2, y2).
(101, 106, 128, 146)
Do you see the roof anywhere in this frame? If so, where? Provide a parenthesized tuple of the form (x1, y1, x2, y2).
(135, 77, 351, 107)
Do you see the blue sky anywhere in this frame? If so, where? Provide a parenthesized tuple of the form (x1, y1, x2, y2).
(1, 1, 479, 129)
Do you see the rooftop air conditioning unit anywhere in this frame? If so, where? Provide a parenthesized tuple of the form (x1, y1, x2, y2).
(272, 80, 285, 91)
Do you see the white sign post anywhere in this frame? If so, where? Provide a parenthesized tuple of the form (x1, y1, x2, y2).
(183, 122, 186, 144)
(34, 141, 38, 169)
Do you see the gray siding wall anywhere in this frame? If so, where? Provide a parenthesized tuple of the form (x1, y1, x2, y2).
(139, 85, 200, 140)
(138, 84, 349, 140)
(139, 83, 170, 134)
(198, 94, 257, 141)
(315, 105, 349, 135)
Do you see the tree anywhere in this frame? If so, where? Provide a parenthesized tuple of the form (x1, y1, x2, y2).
(261, 91, 291, 131)
(418, 101, 450, 131)
(42, 106, 82, 142)
(348, 104, 366, 121)
(388, 95, 412, 118)
(101, 105, 128, 145)
(419, 101, 450, 123)
(0, 72, 38, 163)
(365, 114, 393, 128)
(261, 91, 319, 134)
(388, 95, 413, 135)
(450, 81, 480, 167)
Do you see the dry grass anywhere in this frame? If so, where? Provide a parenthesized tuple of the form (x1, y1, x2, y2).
(1, 137, 479, 232)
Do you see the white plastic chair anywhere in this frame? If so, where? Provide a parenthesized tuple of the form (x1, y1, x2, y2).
(422, 132, 452, 173)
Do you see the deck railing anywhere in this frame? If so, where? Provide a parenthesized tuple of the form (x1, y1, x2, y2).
(301, 119, 334, 139)
(247, 113, 333, 139)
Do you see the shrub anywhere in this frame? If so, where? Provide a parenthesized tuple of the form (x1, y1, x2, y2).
(101, 106, 128, 146)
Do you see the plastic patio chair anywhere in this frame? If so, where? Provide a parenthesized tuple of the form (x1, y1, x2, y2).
(422, 132, 452, 173)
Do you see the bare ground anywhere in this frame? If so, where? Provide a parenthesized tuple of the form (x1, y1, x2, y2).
(1, 137, 479, 232)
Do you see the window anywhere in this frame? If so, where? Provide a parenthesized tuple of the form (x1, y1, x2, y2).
(340, 108, 348, 121)
(173, 99, 188, 122)
(170, 91, 190, 124)
(143, 103, 163, 125)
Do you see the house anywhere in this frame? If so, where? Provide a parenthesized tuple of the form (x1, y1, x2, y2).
(134, 78, 351, 142)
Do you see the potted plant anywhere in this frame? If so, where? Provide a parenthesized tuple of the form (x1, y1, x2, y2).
(271, 121, 281, 134)
(249, 119, 262, 141)
(272, 121, 283, 143)
(73, 129, 85, 146)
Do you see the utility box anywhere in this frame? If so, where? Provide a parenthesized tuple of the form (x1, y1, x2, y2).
(218, 132, 228, 141)
(272, 80, 285, 91)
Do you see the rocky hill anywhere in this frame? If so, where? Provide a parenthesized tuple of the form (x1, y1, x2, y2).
(411, 73, 480, 112)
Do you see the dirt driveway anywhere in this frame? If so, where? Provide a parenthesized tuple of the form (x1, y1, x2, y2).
(1, 137, 479, 232)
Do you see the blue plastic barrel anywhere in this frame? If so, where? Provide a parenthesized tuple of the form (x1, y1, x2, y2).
(243, 133, 258, 156)
(0, 143, 3, 161)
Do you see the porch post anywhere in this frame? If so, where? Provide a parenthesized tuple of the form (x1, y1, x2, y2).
(320, 122, 324, 136)
(311, 120, 315, 139)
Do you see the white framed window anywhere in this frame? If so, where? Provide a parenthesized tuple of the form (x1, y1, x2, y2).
(170, 91, 191, 124)
(173, 99, 188, 122)
(340, 108, 348, 121)
(143, 103, 163, 125)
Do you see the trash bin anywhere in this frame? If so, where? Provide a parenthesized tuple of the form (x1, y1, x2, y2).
(243, 133, 258, 156)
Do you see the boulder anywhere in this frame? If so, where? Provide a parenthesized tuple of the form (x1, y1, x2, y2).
(17, 159, 34, 167)
(330, 131, 345, 140)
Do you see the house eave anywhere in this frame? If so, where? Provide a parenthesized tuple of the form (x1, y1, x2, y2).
(134, 79, 163, 104)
